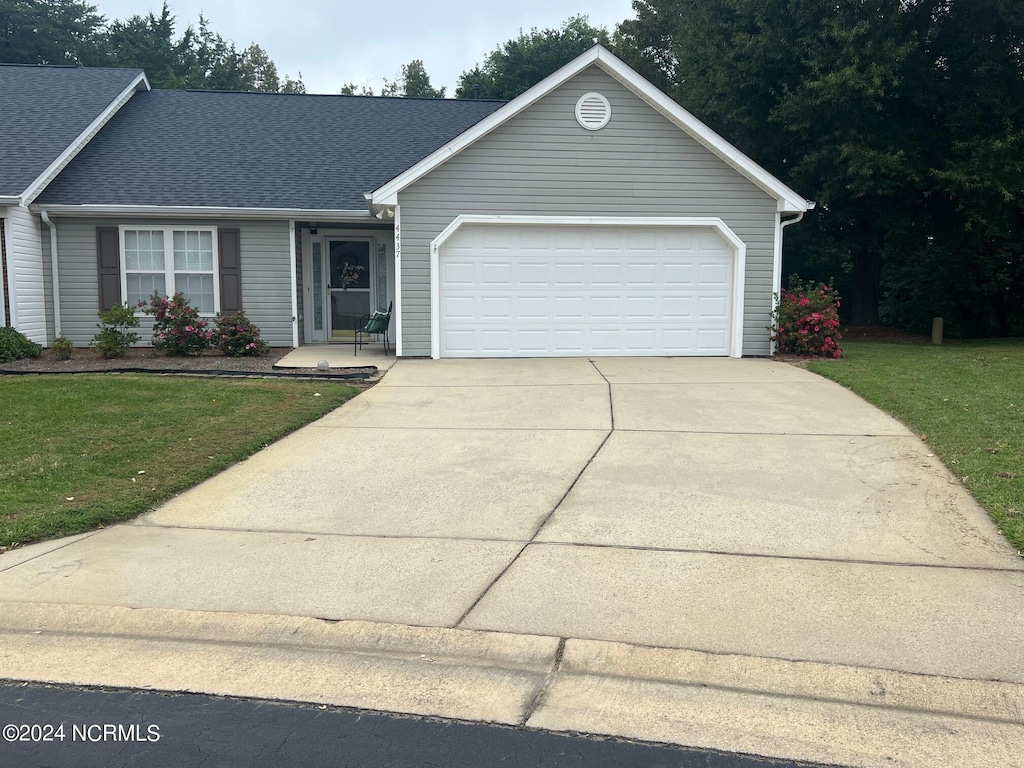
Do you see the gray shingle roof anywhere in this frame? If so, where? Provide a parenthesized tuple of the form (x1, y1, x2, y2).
(37, 89, 508, 210)
(0, 64, 144, 198)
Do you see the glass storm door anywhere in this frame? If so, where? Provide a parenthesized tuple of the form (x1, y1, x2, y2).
(327, 240, 372, 339)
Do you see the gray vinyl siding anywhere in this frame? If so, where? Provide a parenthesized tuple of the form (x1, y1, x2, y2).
(40, 223, 54, 344)
(54, 218, 293, 346)
(398, 65, 779, 357)
(4, 206, 48, 344)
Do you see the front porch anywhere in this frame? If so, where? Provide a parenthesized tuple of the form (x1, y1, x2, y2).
(297, 222, 396, 347)
(275, 342, 398, 371)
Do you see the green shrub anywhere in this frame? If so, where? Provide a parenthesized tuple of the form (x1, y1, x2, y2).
(52, 336, 74, 360)
(770, 275, 843, 358)
(0, 327, 43, 363)
(91, 303, 140, 359)
(137, 292, 213, 356)
(216, 311, 268, 357)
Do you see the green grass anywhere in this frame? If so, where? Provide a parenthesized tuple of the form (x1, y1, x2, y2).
(0, 375, 360, 547)
(807, 339, 1024, 555)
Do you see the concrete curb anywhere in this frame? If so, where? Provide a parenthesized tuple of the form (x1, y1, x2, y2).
(1, 602, 1021, 767)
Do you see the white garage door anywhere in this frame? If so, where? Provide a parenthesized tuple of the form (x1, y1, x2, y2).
(438, 223, 735, 358)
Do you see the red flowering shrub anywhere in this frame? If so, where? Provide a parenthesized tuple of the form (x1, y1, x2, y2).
(770, 276, 843, 358)
(138, 292, 214, 356)
(216, 311, 267, 357)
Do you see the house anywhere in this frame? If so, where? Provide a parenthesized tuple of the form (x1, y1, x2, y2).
(1, 46, 812, 359)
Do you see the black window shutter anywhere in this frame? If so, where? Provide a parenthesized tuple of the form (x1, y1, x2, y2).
(218, 228, 242, 314)
(96, 227, 121, 312)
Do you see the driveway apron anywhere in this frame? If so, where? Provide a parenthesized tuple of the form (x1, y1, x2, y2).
(1, 357, 1021, 681)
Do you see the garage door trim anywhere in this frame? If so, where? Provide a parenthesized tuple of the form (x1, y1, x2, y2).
(429, 215, 747, 359)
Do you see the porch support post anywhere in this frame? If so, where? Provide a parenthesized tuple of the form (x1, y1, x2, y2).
(393, 205, 402, 357)
(289, 220, 299, 348)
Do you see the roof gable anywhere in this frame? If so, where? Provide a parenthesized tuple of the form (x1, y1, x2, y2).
(0, 64, 148, 202)
(36, 90, 505, 211)
(371, 46, 811, 213)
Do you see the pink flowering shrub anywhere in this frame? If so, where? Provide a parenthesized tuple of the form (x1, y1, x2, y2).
(770, 276, 843, 358)
(216, 311, 267, 357)
(138, 292, 213, 356)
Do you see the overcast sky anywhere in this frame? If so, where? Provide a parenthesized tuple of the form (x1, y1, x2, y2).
(89, 1, 638, 94)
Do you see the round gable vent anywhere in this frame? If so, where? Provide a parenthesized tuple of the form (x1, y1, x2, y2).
(575, 92, 611, 131)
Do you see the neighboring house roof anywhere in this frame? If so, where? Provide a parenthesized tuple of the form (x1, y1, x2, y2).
(371, 46, 813, 214)
(36, 90, 507, 212)
(0, 64, 148, 203)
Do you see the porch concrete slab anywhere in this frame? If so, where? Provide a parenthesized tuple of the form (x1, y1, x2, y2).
(274, 343, 396, 371)
(612, 380, 910, 435)
(0, 603, 560, 726)
(461, 543, 1024, 682)
(0, 525, 521, 627)
(530, 640, 1024, 768)
(318, 382, 611, 430)
(143, 427, 606, 540)
(592, 357, 819, 384)
(380, 357, 606, 387)
(537, 431, 1021, 567)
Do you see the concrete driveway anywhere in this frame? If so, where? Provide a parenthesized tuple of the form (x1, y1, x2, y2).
(2, 358, 1022, 767)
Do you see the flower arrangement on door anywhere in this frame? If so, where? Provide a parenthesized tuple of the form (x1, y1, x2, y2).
(340, 261, 365, 289)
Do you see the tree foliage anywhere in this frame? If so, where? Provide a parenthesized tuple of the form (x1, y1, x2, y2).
(341, 59, 445, 98)
(0, 0, 304, 93)
(0, 0, 105, 65)
(617, 0, 1024, 335)
(455, 15, 610, 100)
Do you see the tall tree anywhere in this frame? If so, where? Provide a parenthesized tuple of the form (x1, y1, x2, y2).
(617, 0, 926, 326)
(339, 60, 444, 98)
(398, 59, 445, 98)
(0, 0, 106, 65)
(455, 15, 610, 99)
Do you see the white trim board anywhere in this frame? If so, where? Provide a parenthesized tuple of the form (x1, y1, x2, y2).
(372, 46, 811, 214)
(34, 205, 371, 221)
(428, 215, 747, 360)
(21, 73, 150, 206)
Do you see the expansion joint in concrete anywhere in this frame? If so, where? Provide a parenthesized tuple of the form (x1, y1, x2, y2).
(520, 637, 566, 727)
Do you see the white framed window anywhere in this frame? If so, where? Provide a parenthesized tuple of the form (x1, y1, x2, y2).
(120, 226, 220, 314)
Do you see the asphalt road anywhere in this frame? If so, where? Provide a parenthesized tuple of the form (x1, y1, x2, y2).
(0, 681, 832, 768)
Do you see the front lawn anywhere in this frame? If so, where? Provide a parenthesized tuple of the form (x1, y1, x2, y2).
(0, 375, 360, 548)
(807, 339, 1024, 555)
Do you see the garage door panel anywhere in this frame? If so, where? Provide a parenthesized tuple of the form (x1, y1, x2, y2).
(697, 329, 729, 353)
(698, 296, 730, 319)
(663, 263, 694, 286)
(517, 261, 549, 286)
(589, 295, 622, 321)
(443, 296, 477, 320)
(517, 296, 549, 321)
(590, 263, 622, 286)
(480, 296, 513, 320)
(439, 224, 735, 358)
(481, 263, 513, 285)
(443, 261, 476, 285)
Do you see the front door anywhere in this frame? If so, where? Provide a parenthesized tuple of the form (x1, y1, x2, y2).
(327, 239, 372, 340)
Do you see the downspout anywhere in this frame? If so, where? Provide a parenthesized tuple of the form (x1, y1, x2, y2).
(40, 210, 61, 339)
(771, 211, 806, 355)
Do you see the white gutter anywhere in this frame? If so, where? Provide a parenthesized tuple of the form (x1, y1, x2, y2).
(33, 205, 372, 221)
(0, 196, 19, 206)
(40, 211, 61, 338)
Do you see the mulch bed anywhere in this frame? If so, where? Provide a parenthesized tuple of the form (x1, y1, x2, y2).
(0, 347, 379, 381)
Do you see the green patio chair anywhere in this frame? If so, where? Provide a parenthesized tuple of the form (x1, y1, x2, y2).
(355, 301, 392, 356)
